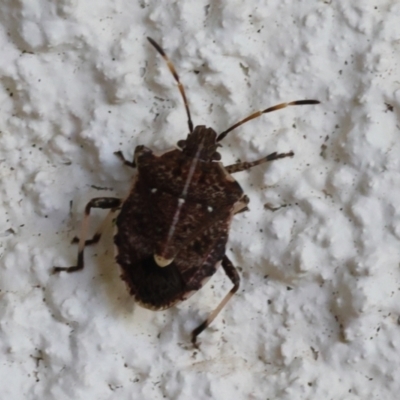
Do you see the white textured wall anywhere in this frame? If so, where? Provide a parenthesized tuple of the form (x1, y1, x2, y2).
(1, 1, 400, 399)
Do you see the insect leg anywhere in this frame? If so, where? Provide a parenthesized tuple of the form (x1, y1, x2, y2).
(191, 255, 240, 345)
(53, 197, 121, 274)
(114, 151, 136, 168)
(71, 207, 117, 245)
(225, 151, 294, 174)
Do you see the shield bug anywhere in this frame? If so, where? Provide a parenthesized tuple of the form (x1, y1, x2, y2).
(54, 37, 319, 345)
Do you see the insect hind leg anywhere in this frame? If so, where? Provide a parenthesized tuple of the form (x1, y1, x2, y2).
(53, 197, 121, 274)
(225, 151, 294, 174)
(191, 255, 240, 346)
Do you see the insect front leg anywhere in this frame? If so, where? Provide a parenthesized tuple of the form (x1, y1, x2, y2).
(191, 255, 240, 346)
(53, 197, 121, 274)
(115, 145, 153, 168)
(114, 151, 136, 168)
(225, 151, 294, 174)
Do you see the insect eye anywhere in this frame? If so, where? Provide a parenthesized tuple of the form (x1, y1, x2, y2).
(212, 152, 221, 161)
(177, 140, 186, 149)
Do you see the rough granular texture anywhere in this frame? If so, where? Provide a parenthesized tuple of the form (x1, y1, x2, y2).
(1, 1, 400, 399)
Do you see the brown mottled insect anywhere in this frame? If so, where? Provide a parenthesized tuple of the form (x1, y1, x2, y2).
(54, 37, 319, 345)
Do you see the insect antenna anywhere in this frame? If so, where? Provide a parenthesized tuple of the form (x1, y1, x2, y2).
(147, 37, 194, 133)
(217, 99, 320, 142)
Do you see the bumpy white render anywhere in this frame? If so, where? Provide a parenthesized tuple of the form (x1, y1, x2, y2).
(1, 1, 400, 399)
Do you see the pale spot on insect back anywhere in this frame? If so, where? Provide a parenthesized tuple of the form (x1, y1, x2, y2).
(154, 254, 174, 267)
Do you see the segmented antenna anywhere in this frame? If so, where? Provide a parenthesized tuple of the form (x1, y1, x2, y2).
(147, 37, 194, 133)
(217, 100, 320, 142)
